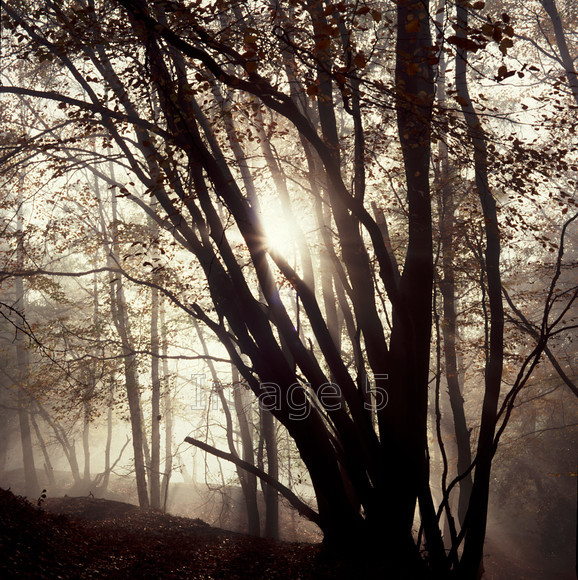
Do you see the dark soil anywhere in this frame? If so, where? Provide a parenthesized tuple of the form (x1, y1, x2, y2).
(0, 488, 378, 579)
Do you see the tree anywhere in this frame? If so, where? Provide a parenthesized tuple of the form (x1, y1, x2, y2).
(0, 0, 576, 577)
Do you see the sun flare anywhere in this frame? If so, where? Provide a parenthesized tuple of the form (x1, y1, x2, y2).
(261, 210, 299, 259)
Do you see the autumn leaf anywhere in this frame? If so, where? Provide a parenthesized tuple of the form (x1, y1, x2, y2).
(335, 72, 347, 85)
(499, 37, 514, 55)
(447, 35, 484, 53)
(353, 52, 366, 69)
(315, 35, 331, 51)
(496, 65, 515, 82)
(481, 23, 494, 37)
(492, 25, 503, 42)
(306, 83, 319, 97)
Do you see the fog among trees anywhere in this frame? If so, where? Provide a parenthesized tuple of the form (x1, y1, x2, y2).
(0, 0, 576, 578)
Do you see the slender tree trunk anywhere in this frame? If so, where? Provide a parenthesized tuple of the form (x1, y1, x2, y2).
(435, 16, 473, 527)
(314, 192, 340, 353)
(99, 384, 114, 494)
(121, 345, 149, 508)
(149, 273, 161, 509)
(82, 402, 91, 483)
(454, 2, 504, 576)
(94, 171, 149, 508)
(16, 358, 38, 497)
(160, 298, 173, 512)
(260, 407, 279, 540)
(541, 0, 578, 106)
(439, 192, 474, 527)
(255, 106, 315, 289)
(14, 192, 39, 498)
(231, 366, 261, 536)
(194, 317, 260, 535)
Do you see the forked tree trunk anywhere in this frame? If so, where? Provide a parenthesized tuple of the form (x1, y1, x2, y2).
(30, 409, 55, 488)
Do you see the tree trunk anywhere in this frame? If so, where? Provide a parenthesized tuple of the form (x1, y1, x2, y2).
(149, 276, 161, 509)
(16, 361, 38, 498)
(14, 194, 39, 498)
(94, 171, 149, 508)
(30, 410, 55, 489)
(99, 383, 115, 494)
(160, 298, 173, 512)
(454, 2, 504, 576)
(82, 402, 91, 484)
(36, 401, 81, 485)
(387, 2, 443, 568)
(541, 0, 578, 106)
(260, 407, 279, 540)
(194, 317, 261, 535)
(435, 16, 473, 527)
(231, 366, 261, 537)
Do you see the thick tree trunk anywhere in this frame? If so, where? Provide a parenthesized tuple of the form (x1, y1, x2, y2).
(386, 0, 448, 571)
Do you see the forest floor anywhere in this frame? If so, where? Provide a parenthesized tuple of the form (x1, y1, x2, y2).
(0, 487, 382, 579)
(0, 487, 573, 579)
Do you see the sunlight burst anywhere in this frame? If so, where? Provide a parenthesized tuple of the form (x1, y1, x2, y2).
(261, 211, 298, 260)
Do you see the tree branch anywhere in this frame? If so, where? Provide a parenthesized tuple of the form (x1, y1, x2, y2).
(184, 435, 320, 526)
